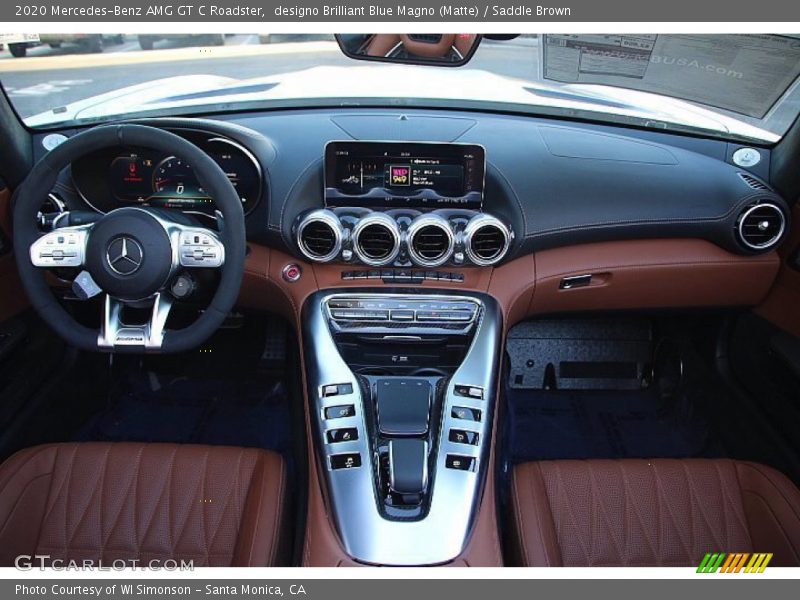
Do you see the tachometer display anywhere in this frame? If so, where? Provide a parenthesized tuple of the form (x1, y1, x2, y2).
(151, 157, 214, 211)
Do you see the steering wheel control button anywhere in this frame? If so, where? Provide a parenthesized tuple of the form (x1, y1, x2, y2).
(326, 428, 359, 443)
(179, 230, 224, 268)
(282, 263, 302, 282)
(452, 406, 482, 422)
(325, 404, 356, 420)
(106, 236, 144, 276)
(30, 229, 87, 267)
(330, 453, 362, 470)
(446, 455, 476, 471)
(449, 429, 480, 446)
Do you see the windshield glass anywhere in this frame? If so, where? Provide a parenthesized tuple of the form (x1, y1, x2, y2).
(1, 33, 799, 143)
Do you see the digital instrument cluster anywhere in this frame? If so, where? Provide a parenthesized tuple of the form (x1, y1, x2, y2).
(72, 135, 262, 216)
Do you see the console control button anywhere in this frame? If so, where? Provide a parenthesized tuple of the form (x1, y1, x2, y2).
(330, 453, 362, 470)
(326, 427, 358, 443)
(449, 429, 479, 445)
(446, 454, 476, 471)
(324, 405, 355, 419)
(390, 310, 415, 322)
(455, 385, 483, 399)
(452, 406, 482, 422)
(322, 383, 353, 397)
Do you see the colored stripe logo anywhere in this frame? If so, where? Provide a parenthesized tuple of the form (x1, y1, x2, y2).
(697, 553, 773, 573)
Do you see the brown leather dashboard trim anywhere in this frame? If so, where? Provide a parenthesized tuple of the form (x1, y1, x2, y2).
(237, 238, 779, 567)
(530, 239, 779, 316)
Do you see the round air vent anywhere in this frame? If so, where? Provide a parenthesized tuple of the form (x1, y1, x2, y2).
(296, 210, 343, 262)
(352, 214, 400, 266)
(464, 214, 512, 266)
(407, 215, 454, 267)
(736, 203, 785, 251)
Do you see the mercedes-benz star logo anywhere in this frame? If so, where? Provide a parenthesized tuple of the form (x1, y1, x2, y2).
(106, 237, 144, 276)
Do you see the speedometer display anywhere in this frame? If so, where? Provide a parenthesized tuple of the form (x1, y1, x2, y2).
(78, 134, 263, 215)
(151, 157, 214, 211)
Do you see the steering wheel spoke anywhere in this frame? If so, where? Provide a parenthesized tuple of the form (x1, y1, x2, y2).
(98, 293, 173, 351)
(29, 225, 92, 268)
(172, 225, 225, 269)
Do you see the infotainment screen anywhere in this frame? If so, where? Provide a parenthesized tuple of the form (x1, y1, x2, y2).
(325, 141, 485, 209)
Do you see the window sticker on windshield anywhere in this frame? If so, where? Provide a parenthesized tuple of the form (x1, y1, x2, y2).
(543, 34, 800, 119)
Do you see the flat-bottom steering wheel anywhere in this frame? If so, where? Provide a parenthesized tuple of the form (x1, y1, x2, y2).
(13, 124, 246, 353)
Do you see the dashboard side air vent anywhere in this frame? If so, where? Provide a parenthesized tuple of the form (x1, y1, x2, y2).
(296, 210, 342, 262)
(407, 216, 454, 267)
(464, 215, 512, 266)
(738, 172, 770, 191)
(736, 203, 785, 251)
(353, 214, 400, 266)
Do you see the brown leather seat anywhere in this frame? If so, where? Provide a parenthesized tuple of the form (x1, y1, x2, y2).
(0, 442, 289, 566)
(511, 458, 800, 567)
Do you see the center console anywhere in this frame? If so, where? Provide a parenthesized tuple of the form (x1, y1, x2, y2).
(301, 290, 502, 565)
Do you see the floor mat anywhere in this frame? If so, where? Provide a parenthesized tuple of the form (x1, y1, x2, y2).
(506, 386, 721, 462)
(73, 371, 292, 454)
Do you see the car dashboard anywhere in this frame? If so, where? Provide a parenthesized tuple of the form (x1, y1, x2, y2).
(39, 109, 788, 271)
(22, 106, 793, 566)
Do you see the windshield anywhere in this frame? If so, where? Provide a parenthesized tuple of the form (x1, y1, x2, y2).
(1, 33, 799, 143)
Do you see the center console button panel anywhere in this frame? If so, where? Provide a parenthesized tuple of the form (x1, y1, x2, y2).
(326, 296, 479, 332)
(302, 291, 502, 565)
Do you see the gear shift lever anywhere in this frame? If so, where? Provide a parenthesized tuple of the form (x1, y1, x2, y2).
(389, 439, 428, 494)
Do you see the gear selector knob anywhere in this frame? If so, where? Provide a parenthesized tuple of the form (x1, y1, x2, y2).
(389, 439, 428, 495)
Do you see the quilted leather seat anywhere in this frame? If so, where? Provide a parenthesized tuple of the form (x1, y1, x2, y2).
(511, 458, 800, 567)
(0, 442, 289, 566)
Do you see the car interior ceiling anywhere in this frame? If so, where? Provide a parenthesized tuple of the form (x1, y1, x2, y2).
(0, 52, 799, 567)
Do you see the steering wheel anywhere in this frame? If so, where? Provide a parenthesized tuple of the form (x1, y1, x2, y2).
(12, 124, 246, 354)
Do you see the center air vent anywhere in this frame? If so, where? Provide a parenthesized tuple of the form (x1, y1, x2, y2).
(736, 203, 785, 251)
(407, 215, 454, 267)
(464, 215, 512, 266)
(296, 210, 342, 262)
(353, 214, 400, 266)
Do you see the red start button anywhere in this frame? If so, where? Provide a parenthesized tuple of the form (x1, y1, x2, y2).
(282, 264, 302, 282)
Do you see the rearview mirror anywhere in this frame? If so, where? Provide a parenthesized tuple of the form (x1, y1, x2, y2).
(335, 34, 481, 67)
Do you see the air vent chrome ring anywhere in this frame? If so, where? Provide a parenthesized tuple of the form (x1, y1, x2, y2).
(406, 214, 455, 268)
(352, 213, 401, 266)
(736, 202, 785, 251)
(296, 209, 343, 263)
(463, 214, 512, 266)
